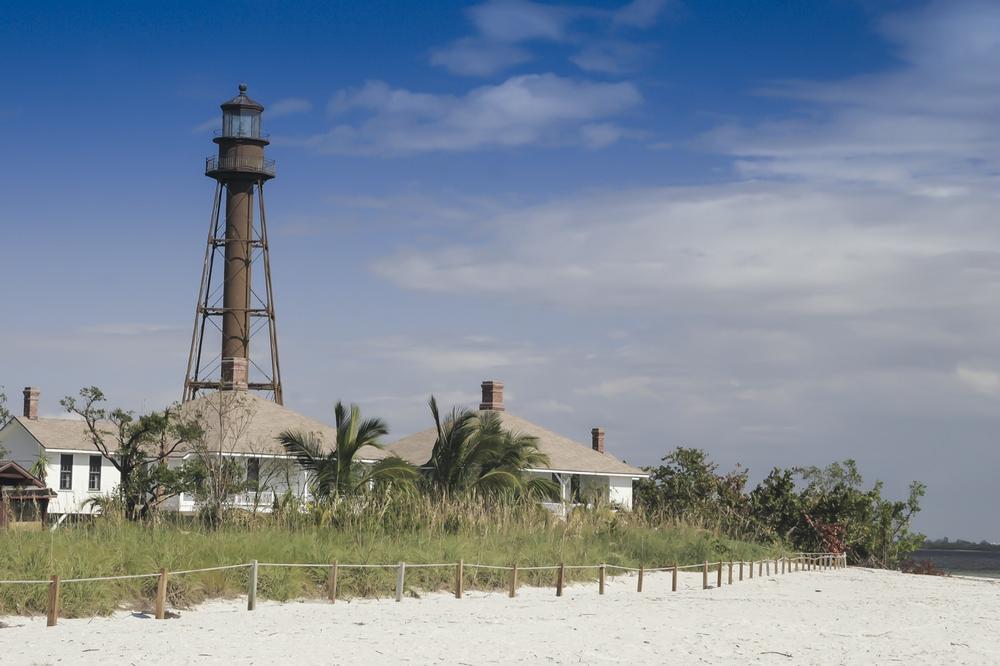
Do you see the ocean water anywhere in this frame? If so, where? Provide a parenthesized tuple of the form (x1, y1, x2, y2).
(913, 548, 1000, 578)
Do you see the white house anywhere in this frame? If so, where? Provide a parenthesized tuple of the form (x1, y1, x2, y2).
(0, 388, 122, 516)
(1, 383, 649, 517)
(387, 381, 649, 510)
(167, 390, 390, 513)
(0, 387, 389, 517)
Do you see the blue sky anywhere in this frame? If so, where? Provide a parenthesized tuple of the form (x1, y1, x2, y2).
(3, 0, 1000, 539)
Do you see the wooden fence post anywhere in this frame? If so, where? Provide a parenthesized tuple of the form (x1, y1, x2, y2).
(556, 563, 565, 597)
(671, 565, 678, 592)
(155, 567, 168, 620)
(396, 562, 406, 602)
(455, 559, 464, 599)
(509, 564, 518, 598)
(739, 561, 744, 581)
(702, 561, 709, 590)
(599, 564, 606, 595)
(749, 560, 754, 579)
(328, 561, 338, 603)
(716, 561, 723, 588)
(758, 560, 763, 577)
(766, 560, 770, 576)
(46, 574, 60, 627)
(637, 564, 644, 593)
(247, 560, 258, 611)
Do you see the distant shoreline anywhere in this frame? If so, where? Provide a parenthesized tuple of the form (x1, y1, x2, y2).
(913, 548, 1000, 578)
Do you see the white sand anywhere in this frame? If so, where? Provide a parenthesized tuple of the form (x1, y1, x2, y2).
(2, 567, 998, 665)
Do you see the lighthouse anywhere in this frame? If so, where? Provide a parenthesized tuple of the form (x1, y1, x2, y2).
(183, 84, 283, 404)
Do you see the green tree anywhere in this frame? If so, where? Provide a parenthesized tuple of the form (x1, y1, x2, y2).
(278, 401, 418, 500)
(634, 448, 741, 525)
(795, 460, 924, 567)
(749, 467, 802, 541)
(424, 397, 558, 499)
(60, 387, 203, 520)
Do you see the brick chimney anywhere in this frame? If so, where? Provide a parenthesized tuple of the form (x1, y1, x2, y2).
(23, 387, 40, 420)
(480, 380, 504, 411)
(591, 427, 605, 454)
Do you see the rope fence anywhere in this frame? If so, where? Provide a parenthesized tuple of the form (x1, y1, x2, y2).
(0, 552, 847, 627)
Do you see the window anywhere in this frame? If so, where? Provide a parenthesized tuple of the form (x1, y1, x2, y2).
(223, 110, 261, 138)
(59, 454, 73, 490)
(247, 457, 260, 486)
(88, 455, 102, 491)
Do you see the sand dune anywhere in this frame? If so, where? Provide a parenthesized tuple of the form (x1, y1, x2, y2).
(2, 567, 998, 664)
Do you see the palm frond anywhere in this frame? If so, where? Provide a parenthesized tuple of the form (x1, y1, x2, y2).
(354, 456, 421, 492)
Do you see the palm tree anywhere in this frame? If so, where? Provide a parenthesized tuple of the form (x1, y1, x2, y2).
(424, 396, 559, 499)
(278, 401, 418, 499)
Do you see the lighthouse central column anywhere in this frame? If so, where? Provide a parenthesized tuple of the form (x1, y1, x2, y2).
(221, 180, 253, 390)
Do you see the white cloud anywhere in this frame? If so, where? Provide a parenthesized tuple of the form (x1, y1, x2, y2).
(533, 398, 576, 414)
(580, 122, 628, 147)
(430, 38, 532, 76)
(431, 0, 666, 76)
(705, 0, 1000, 190)
(613, 0, 671, 28)
(576, 376, 658, 398)
(468, 0, 573, 43)
(570, 41, 647, 74)
(81, 323, 180, 336)
(956, 365, 1000, 396)
(366, 337, 549, 373)
(372, 182, 1000, 314)
(268, 97, 313, 118)
(306, 74, 641, 155)
(191, 117, 218, 134)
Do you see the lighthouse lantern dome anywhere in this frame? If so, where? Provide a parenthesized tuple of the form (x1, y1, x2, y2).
(221, 83, 264, 139)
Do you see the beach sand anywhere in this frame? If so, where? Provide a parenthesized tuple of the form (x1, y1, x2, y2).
(2, 566, 998, 664)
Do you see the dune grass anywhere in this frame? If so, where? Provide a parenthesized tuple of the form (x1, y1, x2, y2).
(0, 495, 783, 617)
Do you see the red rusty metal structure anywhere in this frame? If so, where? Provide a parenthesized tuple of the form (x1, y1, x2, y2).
(183, 84, 283, 404)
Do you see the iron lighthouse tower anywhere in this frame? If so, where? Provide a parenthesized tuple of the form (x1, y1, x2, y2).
(183, 84, 283, 404)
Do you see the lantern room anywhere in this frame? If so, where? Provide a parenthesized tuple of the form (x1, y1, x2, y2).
(220, 83, 264, 139)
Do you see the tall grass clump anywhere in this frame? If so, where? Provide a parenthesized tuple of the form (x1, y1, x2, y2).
(0, 494, 781, 617)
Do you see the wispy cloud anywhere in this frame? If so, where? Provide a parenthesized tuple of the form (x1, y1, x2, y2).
(372, 182, 1000, 313)
(704, 0, 1000, 190)
(431, 0, 670, 76)
(570, 40, 648, 74)
(366, 336, 549, 373)
(304, 74, 641, 155)
(955, 365, 1000, 397)
(430, 38, 533, 77)
(268, 97, 313, 118)
(81, 323, 181, 336)
(613, 0, 671, 28)
(191, 116, 218, 134)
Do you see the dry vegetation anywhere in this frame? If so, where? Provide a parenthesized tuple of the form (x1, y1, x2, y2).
(0, 495, 780, 617)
